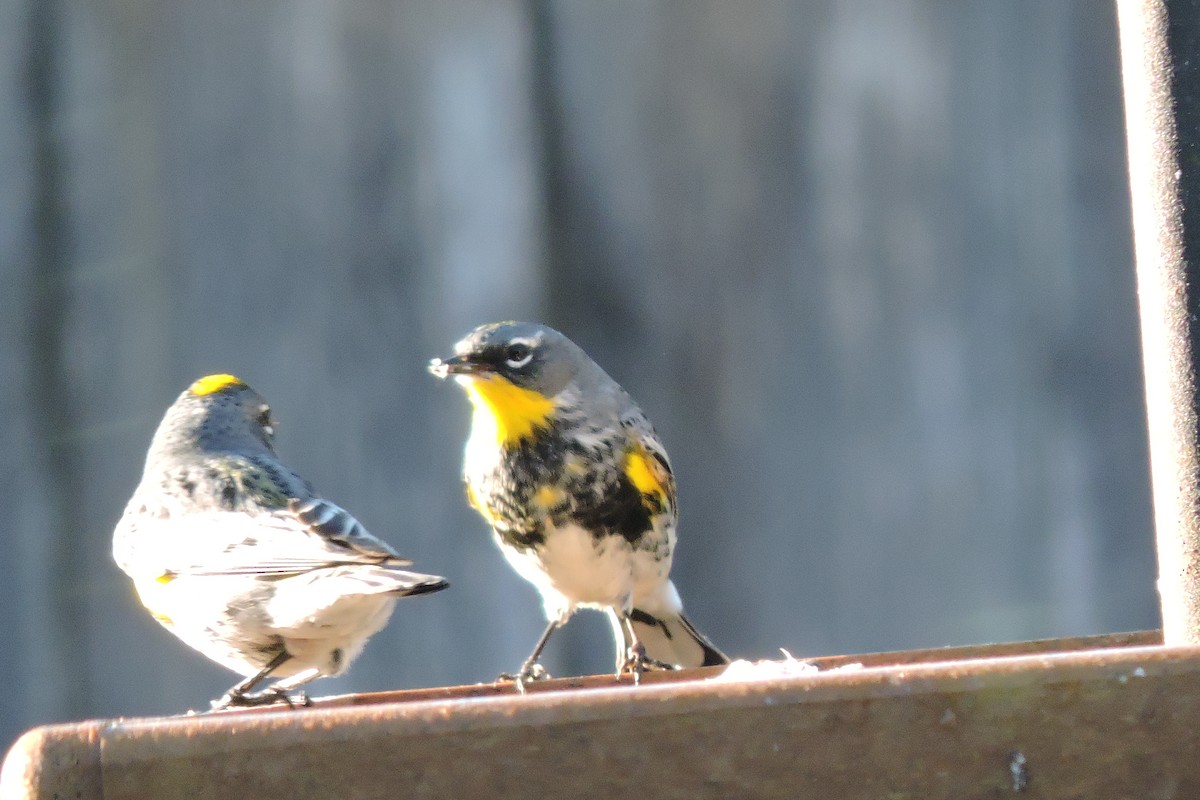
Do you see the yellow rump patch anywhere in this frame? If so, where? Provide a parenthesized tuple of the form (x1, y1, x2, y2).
(463, 374, 555, 446)
(190, 374, 247, 396)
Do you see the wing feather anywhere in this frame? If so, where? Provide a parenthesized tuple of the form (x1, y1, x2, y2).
(117, 497, 411, 580)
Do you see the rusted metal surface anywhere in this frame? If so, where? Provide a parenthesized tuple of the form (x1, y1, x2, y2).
(3, 632, 1194, 799)
(1118, 0, 1200, 644)
(290, 628, 1162, 710)
(1, 722, 103, 800)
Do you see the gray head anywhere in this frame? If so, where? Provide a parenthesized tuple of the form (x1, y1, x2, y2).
(429, 321, 602, 399)
(148, 374, 278, 459)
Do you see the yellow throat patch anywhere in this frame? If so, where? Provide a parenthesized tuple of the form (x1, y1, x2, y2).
(191, 373, 247, 396)
(462, 374, 555, 446)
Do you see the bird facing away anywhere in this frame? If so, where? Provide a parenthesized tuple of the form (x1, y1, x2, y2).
(113, 374, 449, 709)
(430, 322, 727, 683)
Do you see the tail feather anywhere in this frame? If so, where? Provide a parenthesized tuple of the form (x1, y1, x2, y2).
(371, 567, 448, 597)
(287, 564, 449, 598)
(627, 608, 729, 669)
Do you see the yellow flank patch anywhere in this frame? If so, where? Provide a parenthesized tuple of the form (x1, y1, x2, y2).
(463, 374, 555, 445)
(466, 483, 499, 526)
(135, 576, 177, 628)
(190, 373, 247, 396)
(624, 445, 670, 505)
(532, 485, 565, 510)
(625, 450, 662, 495)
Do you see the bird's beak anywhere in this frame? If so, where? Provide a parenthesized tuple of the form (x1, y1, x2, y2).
(428, 354, 482, 379)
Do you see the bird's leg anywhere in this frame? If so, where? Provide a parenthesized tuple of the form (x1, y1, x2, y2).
(211, 651, 305, 710)
(257, 667, 321, 708)
(499, 618, 561, 692)
(617, 613, 676, 683)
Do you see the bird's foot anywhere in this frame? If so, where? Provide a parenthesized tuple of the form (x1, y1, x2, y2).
(211, 686, 311, 711)
(497, 661, 552, 693)
(617, 644, 676, 684)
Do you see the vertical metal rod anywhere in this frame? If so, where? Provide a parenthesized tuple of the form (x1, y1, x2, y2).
(26, 0, 90, 710)
(1118, 0, 1200, 644)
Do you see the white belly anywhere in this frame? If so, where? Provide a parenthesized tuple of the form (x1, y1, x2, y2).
(266, 578, 399, 676)
(499, 520, 673, 623)
(136, 571, 398, 679)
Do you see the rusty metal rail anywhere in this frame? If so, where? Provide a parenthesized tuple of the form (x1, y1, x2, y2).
(7, 631, 1195, 799)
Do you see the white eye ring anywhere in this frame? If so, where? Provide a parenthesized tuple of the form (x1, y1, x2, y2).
(504, 339, 536, 369)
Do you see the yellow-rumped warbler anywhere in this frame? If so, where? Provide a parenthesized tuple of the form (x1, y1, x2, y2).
(430, 322, 727, 683)
(113, 374, 448, 709)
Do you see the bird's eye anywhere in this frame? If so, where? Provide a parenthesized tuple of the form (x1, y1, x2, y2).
(256, 406, 274, 435)
(505, 342, 534, 369)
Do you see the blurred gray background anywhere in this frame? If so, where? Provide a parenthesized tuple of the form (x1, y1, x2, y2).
(1, 0, 1153, 750)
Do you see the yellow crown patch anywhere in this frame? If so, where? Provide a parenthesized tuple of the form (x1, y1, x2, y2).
(190, 373, 247, 396)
